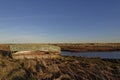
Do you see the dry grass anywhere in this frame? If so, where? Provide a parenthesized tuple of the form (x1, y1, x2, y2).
(55, 43, 120, 52)
(0, 55, 120, 80)
(0, 44, 10, 51)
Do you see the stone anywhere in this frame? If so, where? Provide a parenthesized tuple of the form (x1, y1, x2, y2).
(10, 44, 61, 59)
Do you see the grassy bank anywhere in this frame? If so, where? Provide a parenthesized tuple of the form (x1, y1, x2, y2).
(0, 55, 120, 80)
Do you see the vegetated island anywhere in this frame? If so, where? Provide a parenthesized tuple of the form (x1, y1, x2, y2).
(0, 43, 119, 80)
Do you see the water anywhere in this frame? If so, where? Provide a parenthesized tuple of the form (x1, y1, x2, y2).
(61, 51, 120, 59)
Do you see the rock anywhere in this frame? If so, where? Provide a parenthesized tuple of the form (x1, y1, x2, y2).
(11, 44, 61, 59)
(10, 44, 61, 53)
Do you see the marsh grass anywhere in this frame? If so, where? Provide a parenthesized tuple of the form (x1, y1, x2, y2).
(0, 55, 120, 80)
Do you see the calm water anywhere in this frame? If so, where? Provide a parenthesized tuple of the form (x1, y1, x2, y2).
(62, 51, 120, 59)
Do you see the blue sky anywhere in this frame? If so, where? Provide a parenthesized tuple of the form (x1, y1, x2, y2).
(0, 0, 120, 43)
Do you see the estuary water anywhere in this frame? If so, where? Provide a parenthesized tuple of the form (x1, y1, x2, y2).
(61, 51, 120, 59)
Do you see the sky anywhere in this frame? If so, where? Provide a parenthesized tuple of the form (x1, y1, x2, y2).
(0, 0, 120, 43)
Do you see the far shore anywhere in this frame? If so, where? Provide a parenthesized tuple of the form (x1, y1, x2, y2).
(0, 43, 120, 52)
(53, 43, 120, 52)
